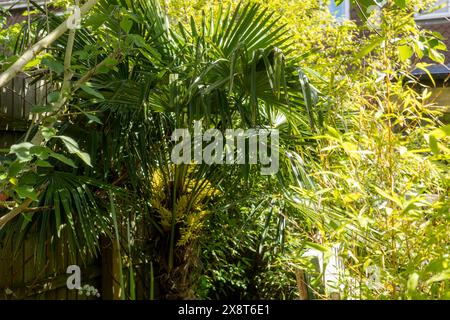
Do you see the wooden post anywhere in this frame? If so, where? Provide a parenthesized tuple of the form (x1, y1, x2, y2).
(100, 237, 122, 300)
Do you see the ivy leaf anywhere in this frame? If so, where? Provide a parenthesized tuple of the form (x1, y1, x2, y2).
(56, 135, 80, 154)
(9, 142, 34, 162)
(36, 160, 53, 168)
(41, 127, 57, 141)
(42, 57, 64, 75)
(128, 34, 147, 48)
(76, 151, 92, 167)
(47, 91, 61, 104)
(14, 185, 38, 201)
(30, 146, 51, 160)
(24, 58, 41, 70)
(54, 136, 92, 167)
(8, 161, 26, 178)
(120, 16, 133, 33)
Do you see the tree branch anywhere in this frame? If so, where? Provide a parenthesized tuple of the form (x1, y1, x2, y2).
(0, 0, 100, 88)
(1, 198, 32, 229)
(0, 182, 48, 229)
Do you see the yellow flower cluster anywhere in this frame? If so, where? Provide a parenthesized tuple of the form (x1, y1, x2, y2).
(150, 167, 219, 246)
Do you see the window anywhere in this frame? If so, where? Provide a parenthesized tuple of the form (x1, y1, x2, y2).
(328, 0, 350, 19)
(415, 0, 450, 20)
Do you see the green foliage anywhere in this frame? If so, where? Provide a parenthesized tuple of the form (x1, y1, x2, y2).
(0, 0, 448, 300)
(198, 187, 299, 299)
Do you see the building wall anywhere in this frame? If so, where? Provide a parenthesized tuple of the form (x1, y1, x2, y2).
(418, 18, 450, 63)
(349, 3, 450, 64)
(1, 1, 55, 25)
(1, 0, 28, 25)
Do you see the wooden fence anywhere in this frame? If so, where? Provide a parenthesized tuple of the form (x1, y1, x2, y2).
(0, 231, 102, 300)
(0, 73, 47, 148)
(0, 75, 103, 300)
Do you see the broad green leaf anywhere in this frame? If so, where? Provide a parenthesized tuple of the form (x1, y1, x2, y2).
(8, 161, 25, 177)
(31, 105, 53, 114)
(326, 126, 341, 140)
(85, 113, 103, 124)
(398, 45, 413, 62)
(14, 185, 38, 201)
(42, 57, 64, 75)
(429, 49, 445, 64)
(76, 151, 92, 167)
(104, 57, 119, 68)
(85, 12, 108, 30)
(129, 34, 147, 48)
(19, 172, 37, 185)
(36, 160, 53, 168)
(41, 127, 57, 141)
(80, 84, 105, 100)
(30, 146, 51, 160)
(47, 91, 61, 104)
(74, 105, 103, 124)
(54, 136, 92, 166)
(120, 17, 133, 33)
(9, 142, 34, 162)
(429, 135, 439, 155)
(55, 135, 80, 154)
(24, 58, 41, 70)
(50, 152, 77, 168)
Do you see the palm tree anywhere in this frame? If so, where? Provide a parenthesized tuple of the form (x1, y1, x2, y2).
(0, 0, 321, 299)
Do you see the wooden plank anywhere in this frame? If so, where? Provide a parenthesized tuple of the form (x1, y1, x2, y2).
(10, 232, 24, 299)
(23, 77, 33, 119)
(13, 76, 24, 119)
(0, 236, 13, 299)
(0, 82, 4, 114)
(8, 265, 101, 299)
(66, 249, 78, 300)
(55, 235, 68, 300)
(101, 237, 112, 299)
(23, 231, 36, 300)
(43, 235, 56, 300)
(6, 79, 14, 118)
